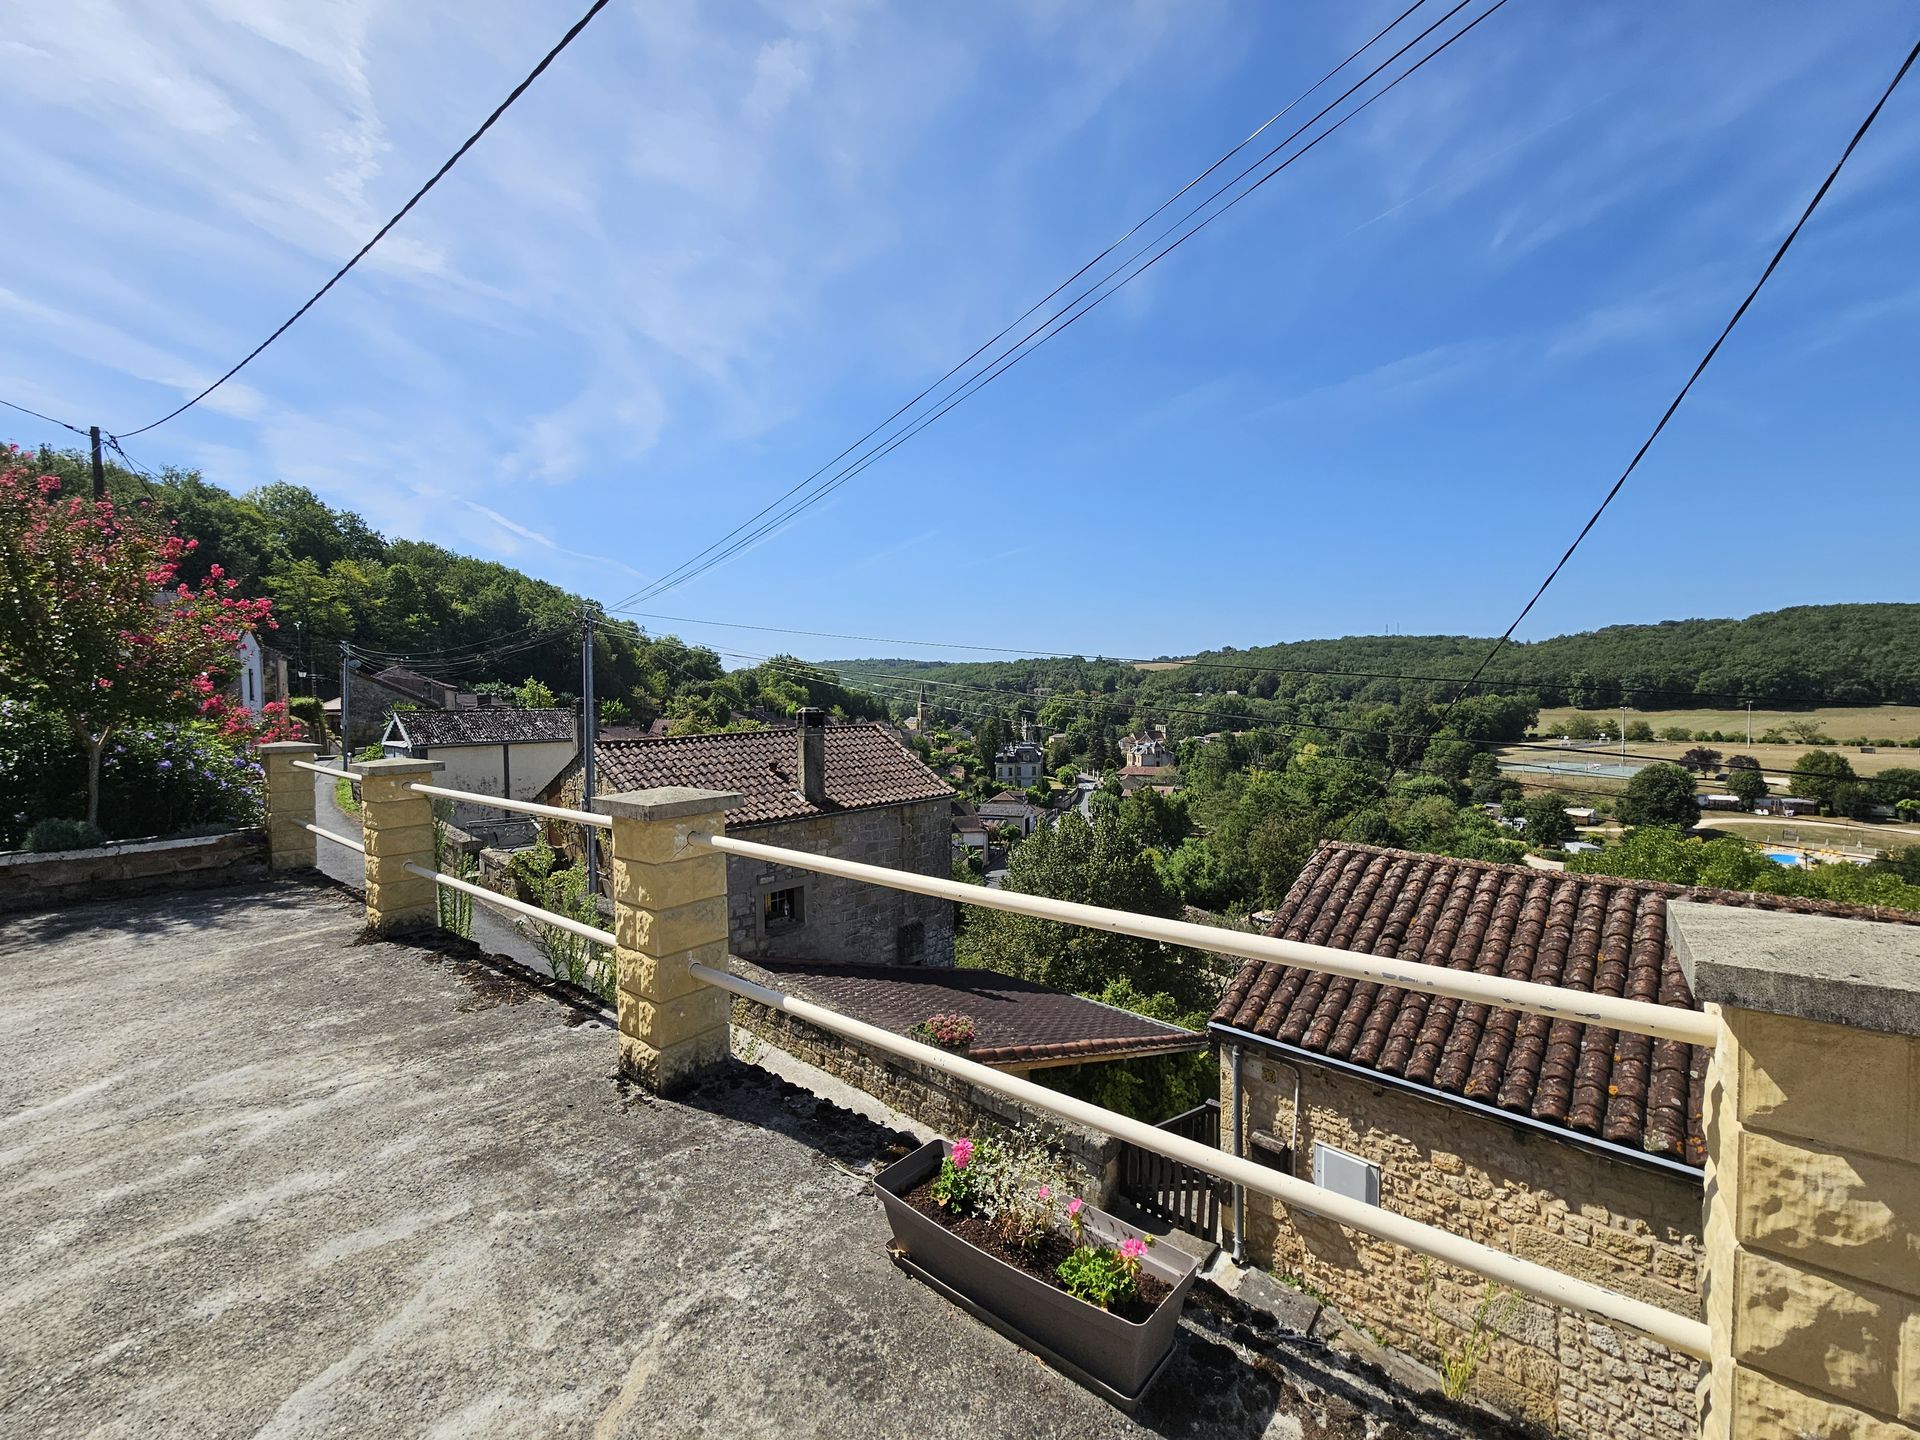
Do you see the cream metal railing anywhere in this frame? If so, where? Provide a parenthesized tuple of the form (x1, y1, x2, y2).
(284, 771, 1713, 1361)
(689, 830, 1718, 1048)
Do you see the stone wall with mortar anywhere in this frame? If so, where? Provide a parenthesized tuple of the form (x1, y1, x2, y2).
(1231, 1053, 1701, 1439)
(723, 799, 954, 968)
(0, 830, 267, 913)
(734, 999, 1119, 1202)
(1700, 1005, 1920, 1437)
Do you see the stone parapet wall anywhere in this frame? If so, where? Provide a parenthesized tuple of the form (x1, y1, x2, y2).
(0, 830, 268, 913)
(734, 998, 1119, 1202)
(1233, 1054, 1701, 1439)
(1701, 1005, 1920, 1437)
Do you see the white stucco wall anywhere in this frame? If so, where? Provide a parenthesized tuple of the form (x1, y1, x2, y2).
(416, 740, 578, 821)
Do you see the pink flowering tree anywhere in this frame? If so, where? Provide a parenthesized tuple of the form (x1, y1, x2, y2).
(0, 456, 277, 826)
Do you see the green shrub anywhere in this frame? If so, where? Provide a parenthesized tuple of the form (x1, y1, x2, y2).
(22, 817, 108, 852)
(287, 695, 326, 746)
(0, 699, 261, 846)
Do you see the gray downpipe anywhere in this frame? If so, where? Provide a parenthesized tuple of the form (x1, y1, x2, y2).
(1229, 1042, 1246, 1264)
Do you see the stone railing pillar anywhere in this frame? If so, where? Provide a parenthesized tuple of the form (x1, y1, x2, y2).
(1674, 900, 1920, 1439)
(259, 741, 318, 871)
(356, 757, 444, 934)
(594, 786, 742, 1095)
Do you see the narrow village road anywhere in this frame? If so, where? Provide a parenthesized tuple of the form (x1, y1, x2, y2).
(310, 769, 551, 973)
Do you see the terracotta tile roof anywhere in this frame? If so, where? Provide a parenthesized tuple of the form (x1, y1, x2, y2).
(1211, 841, 1920, 1169)
(747, 959, 1206, 1067)
(390, 707, 576, 747)
(590, 724, 951, 830)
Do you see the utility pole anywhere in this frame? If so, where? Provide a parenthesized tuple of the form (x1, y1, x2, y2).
(1747, 702, 1753, 746)
(89, 426, 105, 500)
(339, 643, 353, 759)
(581, 611, 599, 900)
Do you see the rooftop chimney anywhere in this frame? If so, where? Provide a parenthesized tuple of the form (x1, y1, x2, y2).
(797, 708, 827, 805)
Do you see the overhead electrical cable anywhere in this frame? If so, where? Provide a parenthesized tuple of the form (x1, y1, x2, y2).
(1427, 37, 1920, 733)
(0, 397, 87, 437)
(113, 0, 614, 439)
(608, 0, 1506, 609)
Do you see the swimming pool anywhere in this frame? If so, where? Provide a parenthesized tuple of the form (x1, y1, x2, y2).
(1764, 850, 1805, 868)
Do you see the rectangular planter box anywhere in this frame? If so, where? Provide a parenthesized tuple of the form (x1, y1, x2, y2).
(873, 1138, 1200, 1401)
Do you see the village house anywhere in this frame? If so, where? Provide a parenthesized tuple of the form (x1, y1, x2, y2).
(1117, 762, 1179, 794)
(381, 706, 578, 837)
(228, 630, 290, 714)
(1120, 730, 1174, 768)
(992, 739, 1045, 789)
(549, 709, 956, 966)
(1209, 839, 1920, 1440)
(976, 790, 1046, 837)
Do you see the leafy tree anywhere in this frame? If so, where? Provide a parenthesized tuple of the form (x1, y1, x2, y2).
(1680, 747, 1722, 774)
(1568, 829, 1920, 912)
(1725, 765, 1769, 808)
(1618, 763, 1700, 831)
(1623, 720, 1655, 742)
(1780, 719, 1831, 744)
(514, 677, 558, 709)
(1659, 726, 1692, 741)
(1033, 978, 1215, 1122)
(1561, 712, 1603, 741)
(957, 814, 1208, 1007)
(1790, 750, 1855, 810)
(0, 461, 273, 825)
(1518, 794, 1575, 848)
(1725, 753, 1761, 772)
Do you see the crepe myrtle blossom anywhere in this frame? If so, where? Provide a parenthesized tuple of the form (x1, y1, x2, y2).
(0, 458, 278, 826)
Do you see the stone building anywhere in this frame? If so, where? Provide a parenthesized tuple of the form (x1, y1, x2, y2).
(381, 706, 578, 840)
(993, 741, 1045, 789)
(549, 710, 955, 966)
(1209, 840, 1920, 1440)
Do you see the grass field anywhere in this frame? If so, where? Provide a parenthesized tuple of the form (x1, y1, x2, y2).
(1536, 705, 1920, 744)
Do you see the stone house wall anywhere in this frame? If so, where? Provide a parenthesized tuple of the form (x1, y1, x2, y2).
(734, 999, 1119, 1202)
(1230, 1051, 1702, 1439)
(724, 799, 955, 968)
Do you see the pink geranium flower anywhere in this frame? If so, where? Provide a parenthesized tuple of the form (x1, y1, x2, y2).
(950, 1137, 973, 1169)
(1066, 1198, 1083, 1217)
(1119, 1237, 1147, 1263)
(1037, 1185, 1050, 1201)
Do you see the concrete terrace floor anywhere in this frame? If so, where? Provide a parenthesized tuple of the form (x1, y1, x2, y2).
(0, 882, 1491, 1440)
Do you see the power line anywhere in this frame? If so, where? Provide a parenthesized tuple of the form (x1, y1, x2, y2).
(608, 0, 1504, 609)
(600, 0, 1439, 611)
(0, 397, 87, 437)
(1432, 37, 1920, 727)
(113, 0, 614, 439)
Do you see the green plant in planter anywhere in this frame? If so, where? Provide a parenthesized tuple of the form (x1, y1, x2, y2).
(930, 1136, 994, 1212)
(1056, 1234, 1149, 1311)
(975, 1122, 1079, 1251)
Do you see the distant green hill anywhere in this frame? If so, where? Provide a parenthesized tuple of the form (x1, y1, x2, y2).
(832, 604, 1920, 711)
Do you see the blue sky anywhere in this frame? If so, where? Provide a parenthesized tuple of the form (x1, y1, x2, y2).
(3, 1, 1916, 666)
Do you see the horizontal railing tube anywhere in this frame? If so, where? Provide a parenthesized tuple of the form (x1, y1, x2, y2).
(689, 832, 1717, 1048)
(404, 782, 611, 830)
(304, 822, 364, 854)
(292, 759, 361, 782)
(400, 861, 612, 947)
(692, 959, 1709, 1360)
